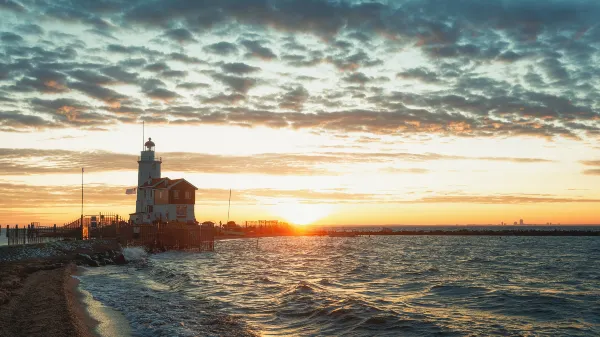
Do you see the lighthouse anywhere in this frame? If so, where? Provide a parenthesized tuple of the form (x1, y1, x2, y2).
(129, 137, 198, 224)
(136, 138, 162, 215)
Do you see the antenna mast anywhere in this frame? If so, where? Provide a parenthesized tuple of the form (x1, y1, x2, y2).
(227, 189, 232, 224)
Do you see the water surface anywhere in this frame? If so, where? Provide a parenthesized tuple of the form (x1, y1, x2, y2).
(79, 236, 600, 336)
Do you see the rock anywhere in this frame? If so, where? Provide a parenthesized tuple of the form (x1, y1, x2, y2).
(113, 254, 127, 265)
(88, 260, 100, 267)
(76, 253, 92, 261)
(103, 258, 113, 265)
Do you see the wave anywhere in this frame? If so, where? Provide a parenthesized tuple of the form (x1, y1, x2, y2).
(429, 284, 490, 297)
(258, 276, 277, 283)
(272, 280, 453, 335)
(122, 247, 148, 262)
(76, 236, 600, 336)
(78, 261, 257, 336)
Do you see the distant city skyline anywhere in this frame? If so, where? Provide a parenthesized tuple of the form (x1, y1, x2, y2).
(1, 1, 600, 225)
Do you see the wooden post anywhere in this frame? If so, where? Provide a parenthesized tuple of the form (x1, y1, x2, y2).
(5, 225, 8, 237)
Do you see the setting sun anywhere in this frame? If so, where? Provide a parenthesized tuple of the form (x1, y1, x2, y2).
(271, 202, 333, 225)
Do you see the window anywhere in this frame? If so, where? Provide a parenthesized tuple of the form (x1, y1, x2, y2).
(174, 190, 179, 199)
(185, 191, 191, 199)
(147, 205, 153, 212)
(159, 191, 163, 199)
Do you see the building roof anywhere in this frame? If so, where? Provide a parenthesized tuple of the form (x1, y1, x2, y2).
(140, 177, 198, 190)
(140, 178, 164, 188)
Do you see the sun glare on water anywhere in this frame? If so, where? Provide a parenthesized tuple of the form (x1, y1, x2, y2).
(272, 202, 333, 225)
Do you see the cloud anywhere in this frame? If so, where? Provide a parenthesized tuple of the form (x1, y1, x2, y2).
(144, 61, 170, 72)
(203, 41, 238, 55)
(382, 168, 430, 174)
(327, 51, 382, 71)
(0, 111, 56, 132)
(177, 82, 210, 90)
(16, 24, 43, 35)
(0, 0, 26, 12)
(0, 0, 598, 140)
(100, 66, 138, 84)
(397, 68, 439, 83)
(29, 98, 110, 126)
(342, 72, 371, 84)
(107, 44, 163, 57)
(241, 40, 277, 60)
(279, 86, 309, 111)
(138, 79, 180, 101)
(220, 62, 260, 74)
(162, 28, 196, 43)
(12, 69, 69, 93)
(161, 70, 188, 78)
(212, 74, 257, 94)
(69, 81, 127, 105)
(580, 160, 600, 166)
(144, 88, 180, 101)
(169, 52, 204, 64)
(203, 93, 245, 105)
(583, 169, 600, 176)
(0, 183, 134, 209)
(581, 160, 600, 176)
(0, 148, 555, 176)
(68, 69, 116, 85)
(415, 195, 600, 204)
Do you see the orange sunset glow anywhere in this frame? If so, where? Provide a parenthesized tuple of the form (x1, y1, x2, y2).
(1, 0, 600, 227)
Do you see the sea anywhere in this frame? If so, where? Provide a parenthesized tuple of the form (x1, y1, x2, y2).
(77, 235, 600, 336)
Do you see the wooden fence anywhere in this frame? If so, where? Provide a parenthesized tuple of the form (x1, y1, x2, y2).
(6, 213, 215, 251)
(5, 223, 67, 245)
(7, 215, 215, 252)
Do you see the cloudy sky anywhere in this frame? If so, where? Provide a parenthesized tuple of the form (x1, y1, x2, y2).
(1, 0, 600, 225)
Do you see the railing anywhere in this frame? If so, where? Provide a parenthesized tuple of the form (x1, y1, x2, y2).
(5, 223, 67, 245)
(8, 214, 215, 252)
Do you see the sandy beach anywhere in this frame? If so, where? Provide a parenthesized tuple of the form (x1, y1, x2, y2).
(0, 240, 125, 337)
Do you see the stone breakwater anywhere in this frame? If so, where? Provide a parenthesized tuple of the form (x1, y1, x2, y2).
(0, 240, 123, 263)
(75, 250, 127, 267)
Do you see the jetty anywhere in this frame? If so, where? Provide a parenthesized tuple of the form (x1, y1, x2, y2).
(5, 214, 214, 251)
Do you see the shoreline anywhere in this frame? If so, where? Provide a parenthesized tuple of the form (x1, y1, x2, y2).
(0, 240, 127, 337)
(73, 267, 133, 337)
(0, 260, 96, 337)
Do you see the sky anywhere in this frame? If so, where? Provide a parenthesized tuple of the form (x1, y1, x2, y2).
(1, 0, 600, 226)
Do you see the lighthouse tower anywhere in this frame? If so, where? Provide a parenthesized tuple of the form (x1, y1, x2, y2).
(136, 138, 161, 214)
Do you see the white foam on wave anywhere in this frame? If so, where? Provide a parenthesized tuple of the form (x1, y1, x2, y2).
(122, 247, 148, 262)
